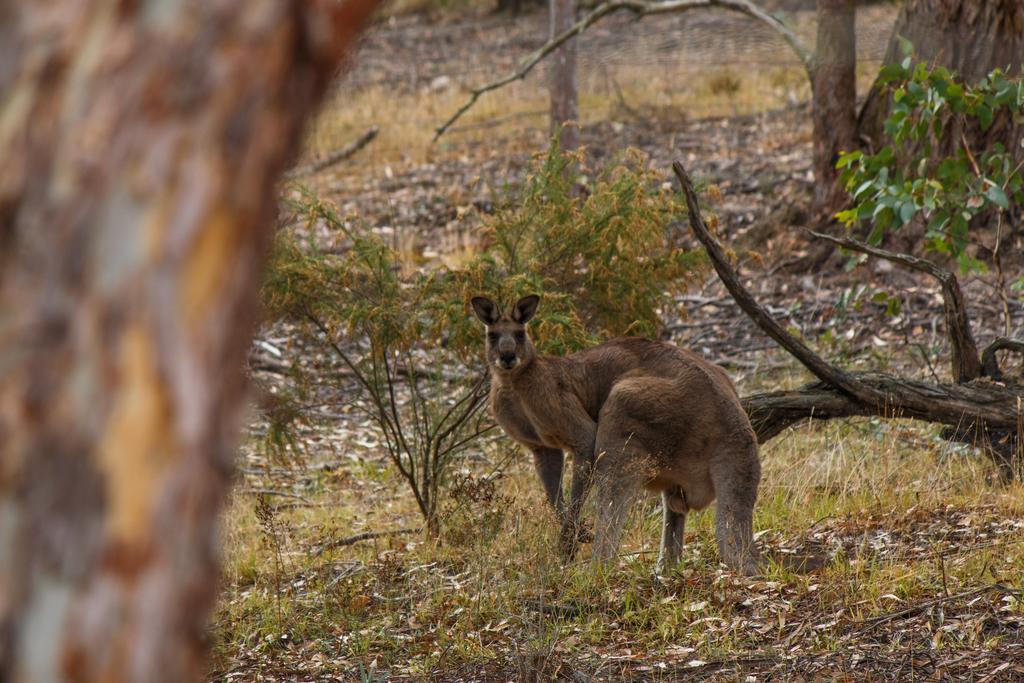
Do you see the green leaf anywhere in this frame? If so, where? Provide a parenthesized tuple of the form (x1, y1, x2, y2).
(976, 103, 994, 130)
(854, 180, 875, 200)
(986, 185, 1009, 209)
(836, 150, 862, 169)
(898, 35, 914, 58)
(867, 223, 885, 245)
(878, 63, 906, 84)
(899, 201, 916, 225)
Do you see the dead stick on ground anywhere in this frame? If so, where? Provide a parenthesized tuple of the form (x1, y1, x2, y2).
(286, 125, 379, 179)
(247, 488, 314, 505)
(314, 527, 421, 555)
(860, 583, 1024, 630)
(434, 0, 810, 140)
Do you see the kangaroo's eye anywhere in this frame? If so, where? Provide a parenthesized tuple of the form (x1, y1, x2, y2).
(514, 331, 526, 343)
(487, 332, 500, 345)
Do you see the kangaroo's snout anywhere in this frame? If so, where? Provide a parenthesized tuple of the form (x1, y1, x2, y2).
(496, 337, 518, 369)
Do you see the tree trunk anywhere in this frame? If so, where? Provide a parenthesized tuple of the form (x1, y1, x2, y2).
(0, 1, 376, 681)
(549, 0, 580, 151)
(859, 0, 1024, 148)
(811, 0, 857, 213)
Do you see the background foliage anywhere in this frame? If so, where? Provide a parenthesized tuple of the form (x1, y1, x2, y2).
(837, 43, 1024, 274)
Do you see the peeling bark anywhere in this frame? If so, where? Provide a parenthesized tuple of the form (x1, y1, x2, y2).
(0, 1, 377, 681)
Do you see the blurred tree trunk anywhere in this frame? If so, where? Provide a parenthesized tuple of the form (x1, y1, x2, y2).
(496, 0, 544, 14)
(0, 1, 376, 681)
(859, 0, 1024, 148)
(549, 0, 579, 152)
(811, 0, 857, 213)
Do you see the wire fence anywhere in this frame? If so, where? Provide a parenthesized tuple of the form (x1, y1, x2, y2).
(304, 3, 897, 159)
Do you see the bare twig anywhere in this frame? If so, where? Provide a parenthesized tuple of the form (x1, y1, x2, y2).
(434, 0, 810, 140)
(245, 488, 314, 504)
(285, 125, 378, 178)
(808, 229, 982, 382)
(859, 583, 1024, 630)
(314, 527, 421, 555)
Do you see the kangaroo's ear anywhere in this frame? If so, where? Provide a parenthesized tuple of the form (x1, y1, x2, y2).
(471, 296, 500, 325)
(511, 294, 540, 324)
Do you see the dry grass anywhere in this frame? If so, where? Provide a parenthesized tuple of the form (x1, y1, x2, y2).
(299, 59, 883, 184)
(210, 364, 1024, 679)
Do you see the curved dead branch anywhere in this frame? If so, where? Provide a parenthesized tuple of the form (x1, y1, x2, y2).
(674, 162, 887, 407)
(981, 337, 1024, 382)
(286, 125, 379, 179)
(434, 0, 811, 140)
(809, 230, 982, 383)
(673, 161, 1023, 478)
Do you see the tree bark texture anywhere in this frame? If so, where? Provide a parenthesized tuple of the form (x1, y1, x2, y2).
(859, 0, 1024, 148)
(550, 0, 580, 151)
(811, 0, 857, 212)
(0, 1, 377, 681)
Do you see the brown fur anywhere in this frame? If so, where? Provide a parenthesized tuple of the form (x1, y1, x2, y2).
(471, 295, 761, 575)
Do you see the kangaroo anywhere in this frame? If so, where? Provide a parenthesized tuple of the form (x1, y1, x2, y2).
(471, 294, 761, 575)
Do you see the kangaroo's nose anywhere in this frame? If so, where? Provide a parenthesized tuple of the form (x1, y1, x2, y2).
(498, 352, 517, 369)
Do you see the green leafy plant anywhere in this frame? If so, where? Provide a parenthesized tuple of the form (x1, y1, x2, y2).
(265, 206, 492, 531)
(439, 145, 705, 356)
(836, 41, 1024, 272)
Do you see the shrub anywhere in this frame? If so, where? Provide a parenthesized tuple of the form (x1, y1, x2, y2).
(836, 43, 1024, 274)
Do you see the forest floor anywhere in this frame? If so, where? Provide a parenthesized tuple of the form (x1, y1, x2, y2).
(208, 4, 1024, 681)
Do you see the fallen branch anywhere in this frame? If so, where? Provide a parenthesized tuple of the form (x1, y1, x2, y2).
(858, 583, 1024, 631)
(740, 373, 1023, 443)
(314, 527, 421, 555)
(434, 0, 810, 140)
(286, 125, 378, 178)
(808, 230, 982, 382)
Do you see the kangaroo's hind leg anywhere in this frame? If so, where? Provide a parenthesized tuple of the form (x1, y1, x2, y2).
(710, 439, 761, 576)
(591, 436, 649, 568)
(656, 488, 687, 575)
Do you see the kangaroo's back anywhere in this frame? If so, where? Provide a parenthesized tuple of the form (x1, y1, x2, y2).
(566, 337, 741, 419)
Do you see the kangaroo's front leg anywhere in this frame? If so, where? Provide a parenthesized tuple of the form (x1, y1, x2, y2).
(530, 446, 565, 517)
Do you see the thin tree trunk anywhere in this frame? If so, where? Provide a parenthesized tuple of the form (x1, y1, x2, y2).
(811, 0, 857, 212)
(859, 0, 1024, 148)
(550, 0, 580, 151)
(0, 1, 376, 681)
